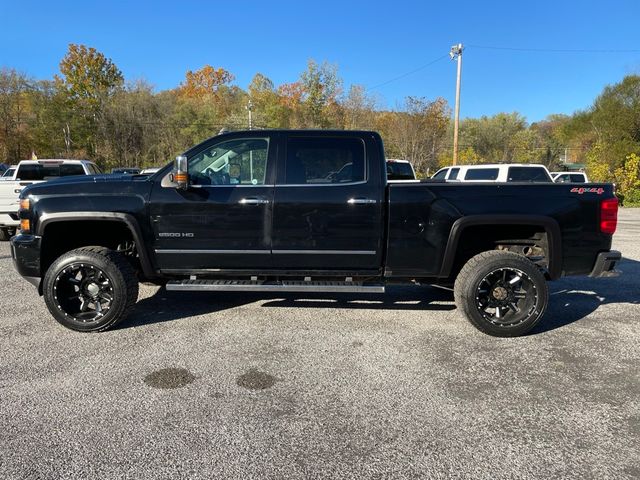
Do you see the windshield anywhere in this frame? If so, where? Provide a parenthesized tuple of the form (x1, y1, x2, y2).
(432, 169, 448, 179)
(2, 168, 15, 177)
(17, 163, 85, 181)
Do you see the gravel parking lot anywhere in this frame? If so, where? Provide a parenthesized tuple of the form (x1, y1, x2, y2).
(1, 209, 638, 479)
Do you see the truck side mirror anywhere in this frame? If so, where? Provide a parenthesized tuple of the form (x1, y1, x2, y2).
(174, 155, 189, 190)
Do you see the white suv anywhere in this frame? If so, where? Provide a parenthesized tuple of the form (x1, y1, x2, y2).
(432, 164, 553, 183)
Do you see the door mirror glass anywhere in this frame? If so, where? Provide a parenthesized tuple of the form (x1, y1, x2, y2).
(174, 155, 188, 190)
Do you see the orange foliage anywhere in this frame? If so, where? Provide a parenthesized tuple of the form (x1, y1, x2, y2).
(178, 65, 234, 98)
(277, 82, 304, 108)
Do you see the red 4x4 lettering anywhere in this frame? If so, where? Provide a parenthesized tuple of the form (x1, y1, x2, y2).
(571, 187, 604, 195)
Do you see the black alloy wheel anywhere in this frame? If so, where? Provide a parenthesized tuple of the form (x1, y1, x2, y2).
(474, 267, 537, 327)
(43, 246, 138, 332)
(454, 250, 549, 337)
(53, 263, 115, 323)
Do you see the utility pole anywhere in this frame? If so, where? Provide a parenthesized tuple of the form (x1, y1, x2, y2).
(247, 99, 253, 130)
(450, 43, 463, 165)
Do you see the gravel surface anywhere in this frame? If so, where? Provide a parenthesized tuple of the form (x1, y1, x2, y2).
(0, 209, 638, 479)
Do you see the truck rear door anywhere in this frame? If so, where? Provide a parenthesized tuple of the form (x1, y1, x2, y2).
(271, 132, 384, 270)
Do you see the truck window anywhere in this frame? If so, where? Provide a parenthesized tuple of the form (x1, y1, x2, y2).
(570, 174, 586, 183)
(449, 167, 460, 180)
(464, 168, 499, 180)
(432, 168, 448, 179)
(18, 163, 85, 180)
(189, 138, 269, 186)
(284, 137, 365, 185)
(507, 166, 552, 182)
(387, 162, 415, 180)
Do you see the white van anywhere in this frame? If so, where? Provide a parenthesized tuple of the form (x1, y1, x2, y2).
(432, 164, 553, 183)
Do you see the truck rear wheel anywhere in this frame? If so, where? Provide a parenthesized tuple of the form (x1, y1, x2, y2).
(43, 246, 139, 332)
(0, 228, 11, 241)
(454, 250, 548, 337)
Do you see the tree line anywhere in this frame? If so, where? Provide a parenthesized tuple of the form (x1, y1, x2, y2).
(0, 44, 638, 203)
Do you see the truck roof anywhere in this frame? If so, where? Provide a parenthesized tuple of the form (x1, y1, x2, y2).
(17, 159, 93, 165)
(443, 163, 548, 169)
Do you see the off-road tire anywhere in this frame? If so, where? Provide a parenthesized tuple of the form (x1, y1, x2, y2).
(454, 250, 549, 337)
(43, 246, 139, 332)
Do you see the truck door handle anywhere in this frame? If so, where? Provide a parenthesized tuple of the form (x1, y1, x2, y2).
(347, 198, 377, 205)
(239, 197, 269, 205)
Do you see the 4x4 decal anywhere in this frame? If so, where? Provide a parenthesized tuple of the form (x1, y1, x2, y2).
(571, 187, 605, 195)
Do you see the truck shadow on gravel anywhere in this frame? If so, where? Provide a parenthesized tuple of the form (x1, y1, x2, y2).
(119, 285, 455, 330)
(120, 257, 639, 334)
(531, 256, 640, 334)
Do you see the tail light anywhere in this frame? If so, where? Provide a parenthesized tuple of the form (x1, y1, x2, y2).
(600, 198, 618, 234)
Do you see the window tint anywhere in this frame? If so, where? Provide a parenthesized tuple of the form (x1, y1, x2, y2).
(189, 138, 269, 186)
(285, 137, 365, 185)
(18, 163, 85, 180)
(507, 166, 552, 182)
(464, 168, 499, 180)
(432, 169, 448, 179)
(386, 161, 415, 180)
(449, 167, 460, 180)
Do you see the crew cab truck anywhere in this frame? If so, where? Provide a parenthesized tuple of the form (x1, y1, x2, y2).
(11, 130, 621, 337)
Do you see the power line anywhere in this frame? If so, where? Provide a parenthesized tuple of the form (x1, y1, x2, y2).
(367, 54, 449, 90)
(467, 44, 640, 54)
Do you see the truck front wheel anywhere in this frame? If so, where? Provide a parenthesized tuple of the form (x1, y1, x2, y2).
(454, 250, 548, 337)
(43, 246, 139, 332)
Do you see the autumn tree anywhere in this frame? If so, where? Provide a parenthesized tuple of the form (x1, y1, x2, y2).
(177, 65, 234, 99)
(299, 60, 342, 127)
(57, 44, 123, 108)
(379, 97, 450, 175)
(54, 44, 125, 160)
(248, 73, 286, 128)
(343, 85, 376, 130)
(458, 112, 528, 163)
(0, 69, 32, 162)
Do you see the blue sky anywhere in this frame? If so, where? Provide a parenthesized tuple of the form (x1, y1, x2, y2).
(1, 0, 638, 122)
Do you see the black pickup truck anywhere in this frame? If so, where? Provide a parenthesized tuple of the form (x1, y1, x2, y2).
(11, 130, 621, 336)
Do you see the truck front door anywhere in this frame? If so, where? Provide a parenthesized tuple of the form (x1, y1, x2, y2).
(149, 134, 276, 271)
(271, 133, 384, 271)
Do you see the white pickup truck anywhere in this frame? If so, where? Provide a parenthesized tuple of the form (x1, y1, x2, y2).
(0, 159, 101, 240)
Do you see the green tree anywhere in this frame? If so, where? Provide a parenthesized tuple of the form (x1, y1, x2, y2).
(379, 96, 450, 175)
(459, 112, 527, 163)
(0, 69, 32, 162)
(343, 84, 376, 130)
(55, 44, 125, 160)
(299, 59, 342, 127)
(614, 153, 640, 198)
(57, 44, 124, 108)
